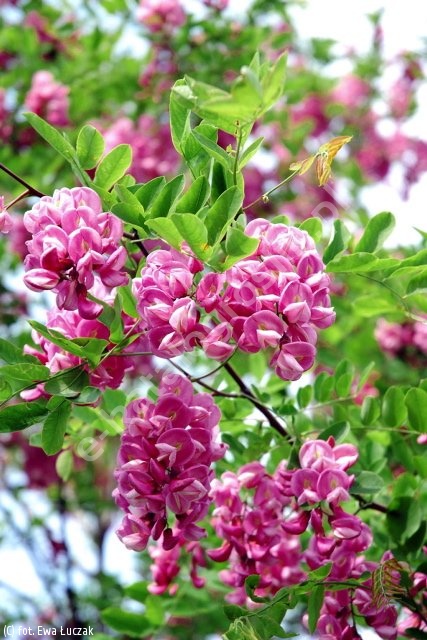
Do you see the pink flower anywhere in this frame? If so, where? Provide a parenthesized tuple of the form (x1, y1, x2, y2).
(0, 197, 13, 233)
(114, 375, 225, 551)
(23, 187, 127, 318)
(24, 70, 69, 127)
(137, 0, 186, 32)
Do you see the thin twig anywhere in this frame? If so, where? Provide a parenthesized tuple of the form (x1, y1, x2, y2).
(0, 162, 46, 198)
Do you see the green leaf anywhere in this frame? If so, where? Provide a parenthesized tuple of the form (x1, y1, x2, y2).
(297, 385, 312, 409)
(193, 131, 233, 170)
(262, 52, 287, 109)
(308, 585, 325, 634)
(0, 363, 50, 384)
(353, 293, 398, 317)
(44, 368, 89, 398)
(0, 401, 49, 433)
(171, 213, 211, 260)
(405, 388, 427, 433)
(382, 386, 407, 427)
(239, 136, 264, 170)
(170, 80, 191, 155)
(101, 608, 154, 638)
(42, 397, 72, 455)
(146, 217, 183, 250)
(94, 144, 132, 190)
(56, 449, 73, 481)
(335, 372, 353, 397)
(76, 124, 105, 170)
(205, 186, 243, 246)
(308, 563, 332, 581)
(314, 372, 334, 402)
(351, 471, 384, 495)
(318, 421, 350, 441)
(146, 175, 185, 219)
(24, 112, 76, 163)
(299, 217, 323, 243)
(133, 177, 166, 209)
(326, 253, 398, 273)
(175, 176, 210, 214)
(360, 396, 380, 425)
(224, 605, 247, 621)
(117, 284, 138, 319)
(355, 212, 395, 253)
(323, 219, 350, 264)
(225, 227, 259, 258)
(0, 379, 12, 402)
(0, 338, 40, 365)
(112, 184, 145, 226)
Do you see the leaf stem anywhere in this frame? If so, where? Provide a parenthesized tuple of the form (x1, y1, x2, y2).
(243, 169, 299, 212)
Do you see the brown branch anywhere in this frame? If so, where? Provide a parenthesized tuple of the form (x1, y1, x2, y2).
(0, 162, 46, 198)
(223, 361, 292, 441)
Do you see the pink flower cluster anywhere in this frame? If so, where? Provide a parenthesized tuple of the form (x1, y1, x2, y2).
(136, 0, 186, 33)
(24, 304, 142, 400)
(101, 115, 179, 182)
(208, 462, 305, 604)
(206, 438, 399, 639)
(133, 220, 335, 382)
(23, 187, 128, 319)
(113, 373, 226, 551)
(24, 70, 69, 127)
(148, 537, 207, 595)
(375, 318, 427, 364)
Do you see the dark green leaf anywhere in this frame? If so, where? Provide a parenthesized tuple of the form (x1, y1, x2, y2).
(0, 401, 49, 433)
(351, 471, 384, 495)
(133, 177, 166, 209)
(42, 397, 71, 455)
(405, 388, 427, 433)
(382, 386, 407, 427)
(0, 363, 50, 384)
(308, 585, 325, 634)
(101, 607, 154, 638)
(0, 339, 40, 365)
(44, 368, 89, 398)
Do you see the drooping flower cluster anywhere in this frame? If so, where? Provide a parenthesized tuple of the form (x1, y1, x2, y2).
(23, 187, 128, 319)
(24, 70, 69, 127)
(197, 219, 335, 380)
(133, 220, 335, 382)
(101, 115, 179, 182)
(375, 317, 427, 366)
(113, 373, 226, 551)
(208, 462, 306, 604)
(205, 438, 400, 639)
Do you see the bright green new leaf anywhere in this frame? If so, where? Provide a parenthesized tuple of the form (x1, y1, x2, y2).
(94, 144, 132, 190)
(355, 211, 395, 253)
(76, 124, 105, 169)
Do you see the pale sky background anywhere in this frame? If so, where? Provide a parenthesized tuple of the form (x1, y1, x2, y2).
(1, 0, 426, 636)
